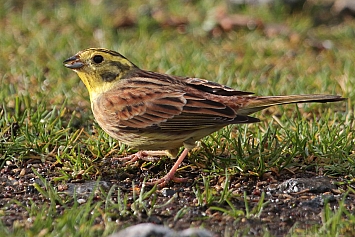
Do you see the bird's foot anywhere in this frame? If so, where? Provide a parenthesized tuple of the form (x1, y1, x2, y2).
(146, 174, 188, 188)
(115, 148, 190, 188)
(146, 148, 190, 188)
(115, 150, 167, 165)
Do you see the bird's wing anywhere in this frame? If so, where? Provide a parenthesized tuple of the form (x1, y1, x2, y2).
(184, 77, 254, 96)
(94, 79, 258, 132)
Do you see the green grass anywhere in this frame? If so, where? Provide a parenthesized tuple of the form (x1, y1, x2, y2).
(1, 0, 355, 236)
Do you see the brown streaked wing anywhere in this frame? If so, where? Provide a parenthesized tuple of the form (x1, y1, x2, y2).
(158, 113, 259, 131)
(185, 77, 254, 96)
(96, 71, 259, 132)
(131, 69, 254, 96)
(95, 87, 187, 129)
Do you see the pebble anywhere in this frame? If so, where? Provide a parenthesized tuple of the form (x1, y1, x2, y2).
(77, 198, 86, 204)
(108, 223, 213, 237)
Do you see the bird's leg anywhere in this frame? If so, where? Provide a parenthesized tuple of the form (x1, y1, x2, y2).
(116, 150, 168, 165)
(146, 148, 189, 188)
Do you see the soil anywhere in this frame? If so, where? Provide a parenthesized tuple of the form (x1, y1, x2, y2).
(1, 157, 354, 237)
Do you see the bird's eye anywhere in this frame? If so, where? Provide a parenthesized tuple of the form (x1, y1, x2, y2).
(93, 55, 104, 64)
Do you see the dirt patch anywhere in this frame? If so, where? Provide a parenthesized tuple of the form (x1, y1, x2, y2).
(0, 158, 354, 236)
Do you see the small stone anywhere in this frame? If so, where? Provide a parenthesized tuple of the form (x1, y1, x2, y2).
(77, 198, 86, 204)
(179, 227, 213, 237)
(108, 223, 172, 237)
(108, 223, 213, 237)
(273, 176, 336, 194)
(161, 188, 176, 197)
(19, 168, 26, 176)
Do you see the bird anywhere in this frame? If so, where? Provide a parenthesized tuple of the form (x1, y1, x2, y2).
(63, 48, 345, 187)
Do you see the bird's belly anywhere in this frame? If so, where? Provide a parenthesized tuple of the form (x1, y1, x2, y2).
(103, 127, 188, 151)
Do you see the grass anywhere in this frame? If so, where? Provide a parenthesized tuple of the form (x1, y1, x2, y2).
(1, 0, 355, 236)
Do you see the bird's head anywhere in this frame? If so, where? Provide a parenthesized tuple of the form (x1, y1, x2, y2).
(64, 48, 137, 100)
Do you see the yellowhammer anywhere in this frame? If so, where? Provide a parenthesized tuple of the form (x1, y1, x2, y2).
(64, 48, 344, 187)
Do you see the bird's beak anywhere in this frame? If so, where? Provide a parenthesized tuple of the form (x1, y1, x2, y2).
(63, 54, 84, 69)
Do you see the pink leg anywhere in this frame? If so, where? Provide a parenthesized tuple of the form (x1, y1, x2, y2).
(115, 150, 168, 165)
(146, 148, 189, 188)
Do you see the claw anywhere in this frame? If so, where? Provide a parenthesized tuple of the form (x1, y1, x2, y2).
(115, 151, 149, 165)
(145, 148, 189, 188)
(115, 148, 190, 188)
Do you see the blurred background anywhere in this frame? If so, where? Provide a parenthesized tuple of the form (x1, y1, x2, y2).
(1, 0, 353, 110)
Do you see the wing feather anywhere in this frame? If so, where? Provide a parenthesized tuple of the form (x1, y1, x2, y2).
(93, 76, 259, 132)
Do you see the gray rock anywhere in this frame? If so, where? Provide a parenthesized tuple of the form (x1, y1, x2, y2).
(108, 223, 213, 237)
(179, 228, 213, 237)
(333, 0, 355, 16)
(275, 176, 336, 194)
(300, 194, 336, 209)
(229, 0, 274, 5)
(229, 0, 306, 6)
(60, 181, 110, 197)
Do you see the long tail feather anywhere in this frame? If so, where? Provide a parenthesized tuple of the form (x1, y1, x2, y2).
(238, 94, 345, 115)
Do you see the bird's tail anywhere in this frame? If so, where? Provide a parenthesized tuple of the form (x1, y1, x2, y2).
(237, 94, 345, 115)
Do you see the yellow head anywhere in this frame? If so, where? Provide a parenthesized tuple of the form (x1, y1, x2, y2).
(64, 48, 137, 100)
